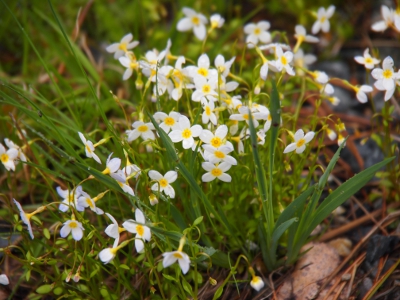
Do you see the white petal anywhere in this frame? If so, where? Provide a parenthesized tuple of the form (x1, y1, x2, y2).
(283, 143, 296, 153)
(135, 209, 145, 224)
(135, 238, 145, 253)
(148, 170, 163, 180)
(202, 172, 215, 182)
(177, 18, 192, 32)
(193, 24, 206, 40)
(164, 171, 178, 183)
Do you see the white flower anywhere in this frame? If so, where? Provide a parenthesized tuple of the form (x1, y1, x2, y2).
(199, 125, 233, 149)
(60, 219, 84, 241)
(148, 170, 178, 198)
(0, 274, 9, 285)
(311, 6, 335, 34)
(250, 276, 264, 292)
(229, 106, 268, 128)
(177, 7, 208, 40)
(210, 14, 224, 29)
(154, 111, 181, 133)
(13, 199, 34, 239)
(0, 143, 18, 171)
(294, 25, 319, 43)
(203, 145, 237, 165)
(126, 121, 156, 142)
(99, 238, 120, 264)
(244, 21, 271, 48)
(104, 213, 125, 240)
(122, 209, 151, 253)
(111, 170, 135, 196)
(168, 116, 203, 149)
(78, 132, 101, 164)
(106, 33, 139, 59)
(354, 49, 380, 69)
(162, 237, 191, 274)
(77, 191, 104, 215)
(119, 52, 139, 80)
(371, 56, 399, 101)
(312, 71, 329, 84)
(187, 53, 218, 80)
(191, 75, 218, 102)
(283, 129, 315, 154)
(355, 85, 373, 103)
(214, 55, 235, 78)
(201, 162, 232, 182)
(102, 153, 121, 176)
(57, 186, 84, 212)
(294, 49, 317, 73)
(268, 46, 295, 76)
(202, 100, 217, 125)
(371, 6, 395, 32)
(4, 139, 26, 162)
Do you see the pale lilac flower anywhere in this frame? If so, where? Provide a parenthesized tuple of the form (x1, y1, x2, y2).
(371, 56, 399, 101)
(154, 111, 181, 133)
(78, 132, 101, 164)
(201, 162, 232, 182)
(126, 121, 156, 142)
(371, 5, 395, 32)
(0, 143, 18, 171)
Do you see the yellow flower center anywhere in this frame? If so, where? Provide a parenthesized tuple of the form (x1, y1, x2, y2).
(164, 117, 175, 126)
(205, 106, 211, 116)
(173, 252, 183, 259)
(281, 55, 287, 65)
(118, 42, 128, 52)
(85, 144, 92, 154)
(138, 125, 148, 132)
(192, 16, 200, 26)
(254, 27, 261, 35)
(68, 195, 74, 204)
(182, 128, 192, 139)
(86, 198, 94, 208)
(365, 57, 373, 64)
(243, 114, 249, 120)
(136, 225, 144, 237)
(296, 138, 306, 148)
(130, 61, 138, 69)
(159, 178, 168, 188)
(211, 168, 222, 177)
(320, 16, 326, 23)
(69, 221, 78, 228)
(383, 69, 393, 79)
(202, 84, 211, 93)
(214, 151, 225, 159)
(198, 68, 209, 77)
(1, 153, 9, 163)
(210, 137, 222, 148)
(211, 20, 218, 29)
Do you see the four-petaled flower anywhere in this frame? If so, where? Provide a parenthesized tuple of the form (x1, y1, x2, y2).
(354, 49, 380, 70)
(244, 21, 271, 48)
(283, 129, 315, 154)
(162, 236, 191, 274)
(148, 170, 178, 198)
(0, 143, 18, 171)
(371, 56, 399, 101)
(106, 33, 139, 59)
(311, 6, 335, 34)
(201, 162, 232, 182)
(78, 132, 101, 164)
(126, 121, 156, 142)
(169, 116, 203, 149)
(60, 219, 84, 241)
(122, 209, 151, 253)
(177, 7, 208, 41)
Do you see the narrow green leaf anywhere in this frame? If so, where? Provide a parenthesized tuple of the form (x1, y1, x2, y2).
(309, 156, 395, 232)
(162, 274, 177, 282)
(270, 217, 298, 262)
